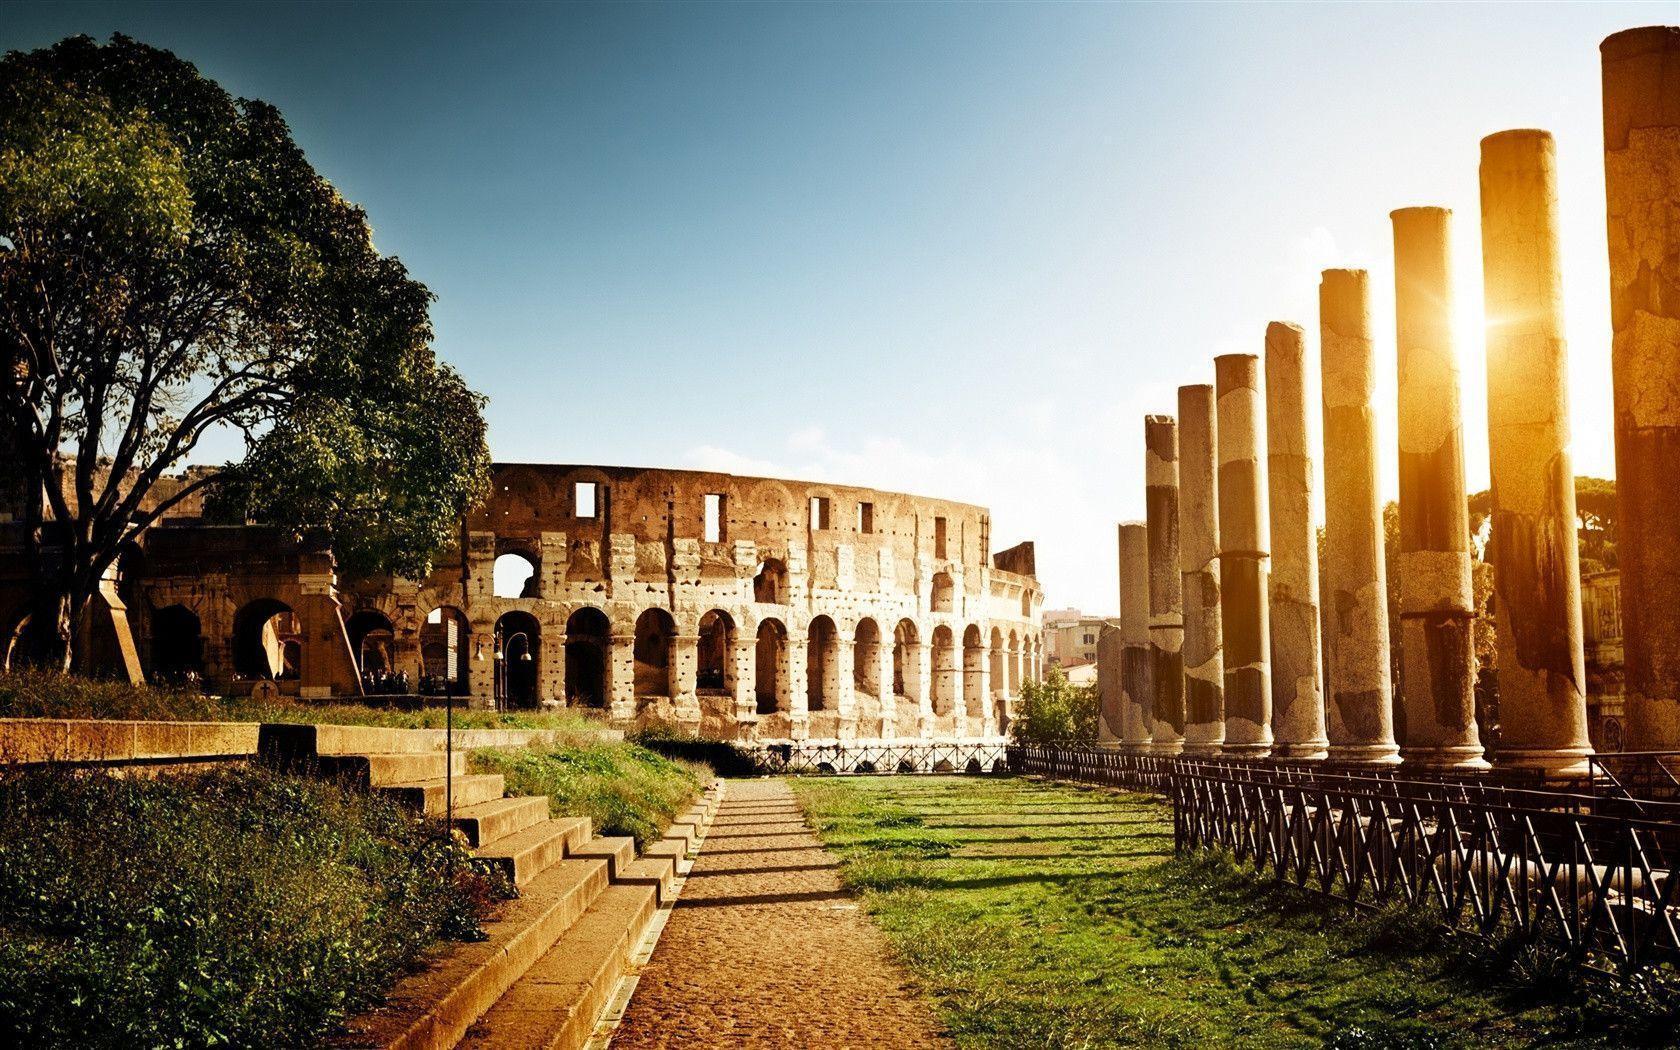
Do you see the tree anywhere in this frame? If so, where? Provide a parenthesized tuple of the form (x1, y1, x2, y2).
(1009, 664, 1098, 746)
(0, 36, 489, 668)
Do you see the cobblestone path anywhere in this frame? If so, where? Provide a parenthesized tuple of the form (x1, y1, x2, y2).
(611, 778, 951, 1048)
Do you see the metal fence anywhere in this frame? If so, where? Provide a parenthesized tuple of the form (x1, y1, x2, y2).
(744, 740, 1009, 775)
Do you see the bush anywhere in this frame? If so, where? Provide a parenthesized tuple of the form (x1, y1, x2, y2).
(0, 765, 496, 1048)
(471, 739, 708, 849)
(1008, 664, 1098, 746)
(628, 725, 759, 777)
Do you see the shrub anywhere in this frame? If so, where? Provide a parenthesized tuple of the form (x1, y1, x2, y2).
(471, 739, 708, 848)
(0, 765, 495, 1048)
(1008, 664, 1098, 746)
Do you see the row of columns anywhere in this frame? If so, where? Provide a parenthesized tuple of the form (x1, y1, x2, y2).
(1106, 25, 1679, 772)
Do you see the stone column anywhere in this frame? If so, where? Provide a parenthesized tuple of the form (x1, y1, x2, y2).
(1097, 622, 1123, 745)
(836, 637, 858, 738)
(1479, 130, 1595, 775)
(1118, 521, 1156, 751)
(609, 631, 636, 720)
(1215, 354, 1273, 757)
(1319, 269, 1400, 765)
(1265, 322, 1329, 759)
(1604, 26, 1680, 749)
(788, 639, 809, 739)
(877, 641, 897, 739)
(1177, 385, 1225, 754)
(731, 637, 756, 731)
(1145, 414, 1186, 755)
(1391, 207, 1488, 770)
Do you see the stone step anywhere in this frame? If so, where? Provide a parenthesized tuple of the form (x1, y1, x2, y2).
(567, 835, 635, 879)
(474, 817, 592, 888)
(331, 856, 612, 1050)
(318, 750, 467, 788)
(261, 722, 442, 759)
(453, 795, 551, 848)
(378, 774, 506, 816)
(459, 883, 660, 1050)
(617, 854, 678, 904)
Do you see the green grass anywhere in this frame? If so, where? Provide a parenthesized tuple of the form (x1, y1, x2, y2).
(792, 775, 1661, 1050)
(470, 739, 709, 849)
(0, 668, 601, 731)
(0, 764, 499, 1049)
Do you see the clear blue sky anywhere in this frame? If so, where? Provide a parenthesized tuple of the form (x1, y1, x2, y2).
(5, 2, 1668, 613)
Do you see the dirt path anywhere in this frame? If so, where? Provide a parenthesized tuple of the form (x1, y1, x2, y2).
(610, 778, 951, 1048)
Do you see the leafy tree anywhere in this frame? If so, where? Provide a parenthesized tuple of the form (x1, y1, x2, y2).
(0, 35, 489, 668)
(1009, 664, 1099, 746)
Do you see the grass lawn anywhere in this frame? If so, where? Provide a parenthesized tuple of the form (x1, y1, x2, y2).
(792, 775, 1649, 1050)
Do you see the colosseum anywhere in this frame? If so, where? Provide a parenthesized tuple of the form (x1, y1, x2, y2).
(2, 463, 1045, 742)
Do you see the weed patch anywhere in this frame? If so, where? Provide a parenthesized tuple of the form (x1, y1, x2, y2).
(471, 739, 707, 848)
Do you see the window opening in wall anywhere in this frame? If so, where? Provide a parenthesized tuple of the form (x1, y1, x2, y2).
(857, 501, 874, 534)
(574, 481, 598, 519)
(810, 496, 830, 530)
(704, 493, 725, 543)
(492, 552, 537, 599)
(934, 516, 948, 559)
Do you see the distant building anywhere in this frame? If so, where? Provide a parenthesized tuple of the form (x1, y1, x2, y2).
(1044, 610, 1113, 669)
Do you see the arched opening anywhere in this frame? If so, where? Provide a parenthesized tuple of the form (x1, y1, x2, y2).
(931, 571, 954, 613)
(989, 627, 1005, 695)
(892, 619, 921, 699)
(493, 552, 538, 599)
(963, 624, 986, 720)
(232, 599, 300, 680)
(806, 615, 838, 711)
(565, 608, 609, 707)
(755, 618, 788, 714)
(931, 624, 957, 717)
(697, 610, 735, 694)
(149, 604, 204, 685)
(995, 695, 1011, 735)
(753, 559, 788, 604)
(347, 610, 399, 693)
(853, 618, 882, 697)
(421, 607, 470, 695)
(634, 607, 677, 699)
(494, 610, 540, 708)
(1008, 630, 1022, 693)
(1020, 589, 1032, 618)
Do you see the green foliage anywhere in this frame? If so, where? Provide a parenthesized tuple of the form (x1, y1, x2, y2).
(470, 739, 708, 849)
(0, 34, 488, 661)
(1008, 663, 1098, 746)
(0, 765, 495, 1048)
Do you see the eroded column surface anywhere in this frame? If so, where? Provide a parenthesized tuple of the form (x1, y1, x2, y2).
(1479, 129, 1593, 775)
(1604, 26, 1680, 749)
(1178, 384, 1225, 755)
(1392, 207, 1487, 771)
(1118, 521, 1156, 751)
(1097, 623, 1123, 746)
(1320, 269, 1401, 765)
(1145, 414, 1186, 755)
(1265, 322, 1329, 759)
(1215, 354, 1273, 756)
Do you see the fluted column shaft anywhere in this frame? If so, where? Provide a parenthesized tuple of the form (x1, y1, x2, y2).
(1265, 322, 1329, 759)
(1392, 207, 1487, 770)
(1320, 269, 1400, 765)
(1178, 385, 1225, 754)
(1118, 521, 1155, 751)
(1604, 26, 1680, 749)
(1216, 354, 1273, 756)
(1479, 129, 1593, 775)
(1145, 415, 1186, 755)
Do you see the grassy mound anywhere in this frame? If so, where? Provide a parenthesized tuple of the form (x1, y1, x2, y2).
(471, 739, 708, 848)
(0, 765, 498, 1049)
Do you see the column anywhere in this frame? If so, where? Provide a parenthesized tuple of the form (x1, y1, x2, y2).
(1479, 130, 1593, 774)
(1320, 269, 1400, 765)
(877, 641, 897, 739)
(1215, 353, 1273, 757)
(731, 636, 756, 732)
(788, 639, 809, 739)
(608, 631, 636, 720)
(1392, 207, 1487, 770)
(837, 637, 858, 739)
(1119, 521, 1156, 751)
(1265, 322, 1330, 759)
(1178, 384, 1225, 755)
(1604, 26, 1680, 749)
(1098, 623, 1123, 746)
(916, 638, 933, 737)
(672, 632, 701, 731)
(1145, 414, 1186, 755)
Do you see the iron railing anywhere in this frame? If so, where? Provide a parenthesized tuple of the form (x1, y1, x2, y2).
(744, 740, 1009, 775)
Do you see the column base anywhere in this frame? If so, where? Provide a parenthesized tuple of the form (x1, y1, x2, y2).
(1148, 739, 1185, 757)
(1181, 741, 1225, 757)
(1494, 744, 1594, 778)
(1400, 745, 1490, 772)
(1325, 743, 1401, 766)
(1270, 740, 1330, 761)
(1221, 742, 1273, 759)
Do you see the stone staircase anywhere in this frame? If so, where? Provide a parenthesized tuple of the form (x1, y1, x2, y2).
(258, 724, 720, 1050)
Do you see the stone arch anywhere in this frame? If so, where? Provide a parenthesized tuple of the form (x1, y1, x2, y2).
(806, 614, 839, 712)
(421, 606, 471, 694)
(753, 559, 788, 605)
(697, 609, 735, 694)
(1008, 629, 1022, 693)
(634, 607, 677, 699)
(565, 607, 610, 707)
(494, 610, 540, 708)
(232, 598, 300, 681)
(740, 478, 799, 530)
(149, 604, 205, 685)
(755, 618, 789, 714)
(892, 618, 921, 699)
(346, 609, 395, 678)
(493, 551, 538, 599)
(963, 624, 985, 719)
(931, 571, 954, 613)
(1020, 589, 1032, 618)
(853, 618, 882, 697)
(931, 624, 957, 717)
(989, 626, 1005, 695)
